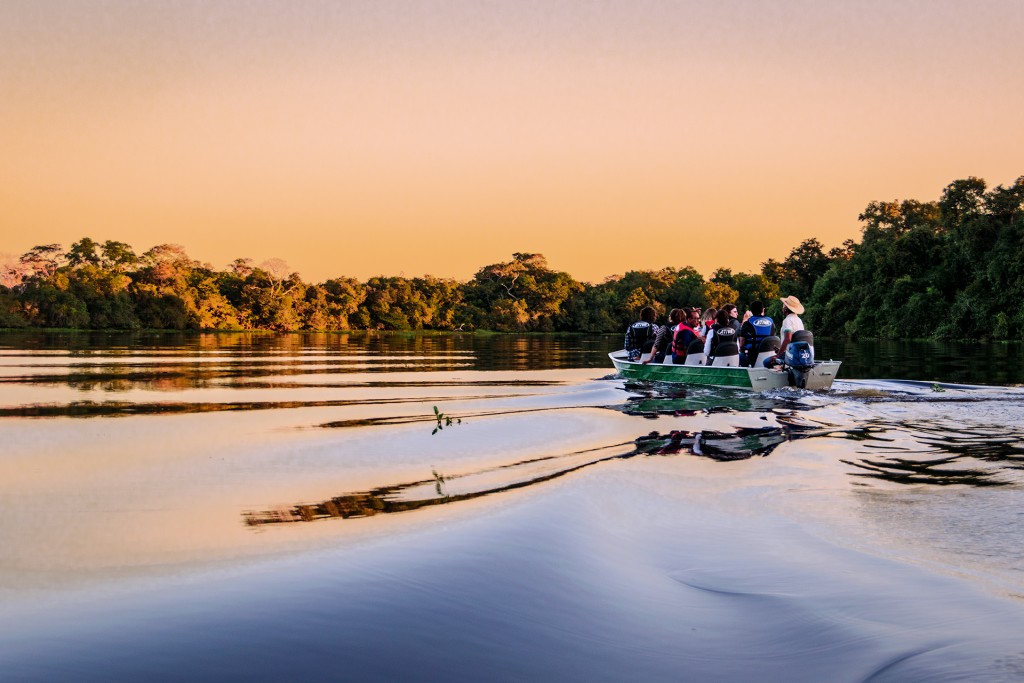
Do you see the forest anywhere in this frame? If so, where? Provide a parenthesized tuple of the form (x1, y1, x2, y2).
(1, 176, 1021, 340)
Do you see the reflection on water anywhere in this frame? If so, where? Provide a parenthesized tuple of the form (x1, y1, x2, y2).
(3, 331, 1024, 683)
(0, 330, 618, 373)
(244, 441, 638, 525)
(248, 377, 1024, 526)
(0, 359, 478, 392)
(843, 455, 1008, 487)
(637, 419, 831, 461)
(317, 404, 581, 430)
(243, 418, 815, 526)
(2, 331, 1024, 589)
(4, 330, 1024, 381)
(0, 394, 512, 418)
(245, 405, 858, 526)
(621, 381, 805, 416)
(822, 338, 1024, 385)
(839, 417, 1024, 487)
(6, 331, 1024, 389)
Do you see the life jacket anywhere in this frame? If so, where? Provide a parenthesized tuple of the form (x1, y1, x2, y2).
(625, 321, 656, 353)
(709, 323, 737, 355)
(671, 324, 698, 356)
(714, 324, 738, 340)
(742, 315, 774, 355)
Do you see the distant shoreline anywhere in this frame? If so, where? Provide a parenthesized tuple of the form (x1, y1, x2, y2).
(3, 327, 1023, 346)
(3, 175, 1022, 340)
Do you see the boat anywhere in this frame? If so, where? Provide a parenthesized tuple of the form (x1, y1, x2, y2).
(609, 350, 840, 390)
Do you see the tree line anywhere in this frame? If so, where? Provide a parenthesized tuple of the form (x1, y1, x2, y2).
(1, 176, 1020, 340)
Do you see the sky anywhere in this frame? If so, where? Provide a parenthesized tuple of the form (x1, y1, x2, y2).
(1, 0, 1021, 283)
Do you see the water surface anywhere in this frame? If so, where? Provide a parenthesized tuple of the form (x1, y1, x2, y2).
(2, 332, 1023, 681)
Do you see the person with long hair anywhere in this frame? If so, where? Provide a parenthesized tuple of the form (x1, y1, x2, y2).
(699, 307, 717, 339)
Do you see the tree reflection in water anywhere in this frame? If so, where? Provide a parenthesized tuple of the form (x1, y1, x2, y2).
(841, 419, 1023, 487)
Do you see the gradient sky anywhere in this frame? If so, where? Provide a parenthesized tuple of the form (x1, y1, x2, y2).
(2, 1, 1021, 283)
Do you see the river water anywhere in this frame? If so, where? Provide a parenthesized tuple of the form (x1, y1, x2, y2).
(1, 332, 1023, 681)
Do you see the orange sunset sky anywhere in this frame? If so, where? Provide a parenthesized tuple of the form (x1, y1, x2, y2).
(1, 1, 1021, 283)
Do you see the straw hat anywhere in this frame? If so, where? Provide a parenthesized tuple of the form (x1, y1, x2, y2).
(780, 296, 805, 314)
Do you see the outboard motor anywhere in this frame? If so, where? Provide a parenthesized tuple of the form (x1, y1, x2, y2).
(785, 330, 815, 388)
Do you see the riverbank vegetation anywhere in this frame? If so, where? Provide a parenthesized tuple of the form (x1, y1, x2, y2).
(1, 176, 1020, 339)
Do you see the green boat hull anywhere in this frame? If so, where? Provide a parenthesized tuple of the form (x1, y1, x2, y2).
(609, 352, 840, 391)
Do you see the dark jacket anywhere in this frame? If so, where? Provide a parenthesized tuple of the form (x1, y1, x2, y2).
(625, 321, 657, 359)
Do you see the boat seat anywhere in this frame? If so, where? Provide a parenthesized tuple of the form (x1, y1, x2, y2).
(711, 341, 740, 367)
(753, 335, 781, 368)
(683, 339, 705, 366)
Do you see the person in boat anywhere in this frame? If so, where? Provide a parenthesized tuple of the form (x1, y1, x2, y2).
(625, 306, 658, 361)
(670, 306, 702, 364)
(699, 307, 717, 338)
(739, 300, 777, 366)
(722, 304, 742, 333)
(766, 295, 805, 366)
(642, 308, 679, 364)
(703, 309, 739, 362)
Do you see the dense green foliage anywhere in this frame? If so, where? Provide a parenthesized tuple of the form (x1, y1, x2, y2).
(2, 177, 1020, 339)
(807, 176, 1024, 340)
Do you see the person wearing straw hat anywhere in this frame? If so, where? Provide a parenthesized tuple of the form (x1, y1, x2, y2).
(768, 295, 805, 365)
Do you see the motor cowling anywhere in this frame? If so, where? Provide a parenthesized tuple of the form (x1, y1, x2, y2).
(784, 340, 814, 388)
(784, 341, 814, 370)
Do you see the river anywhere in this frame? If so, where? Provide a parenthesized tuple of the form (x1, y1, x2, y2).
(1, 331, 1023, 681)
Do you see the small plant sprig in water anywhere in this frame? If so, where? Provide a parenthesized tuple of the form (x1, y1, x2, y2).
(432, 405, 461, 435)
(431, 468, 449, 499)
(931, 383, 946, 393)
